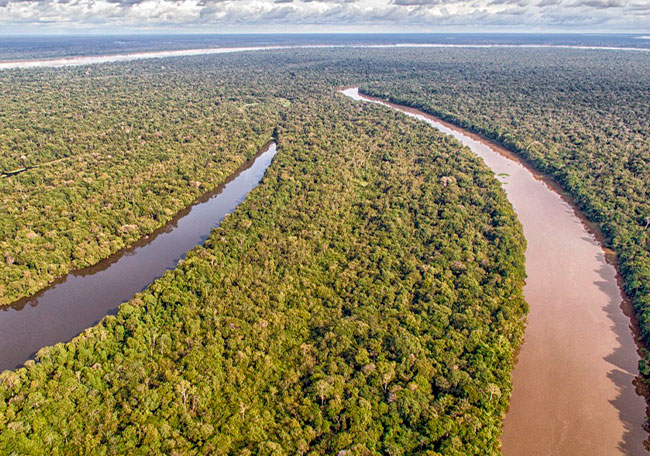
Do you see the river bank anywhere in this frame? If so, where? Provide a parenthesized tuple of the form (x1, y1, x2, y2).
(342, 87, 648, 455)
(0, 142, 276, 372)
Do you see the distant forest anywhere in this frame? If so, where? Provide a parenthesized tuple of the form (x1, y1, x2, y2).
(1, 47, 648, 454)
(1, 33, 648, 61)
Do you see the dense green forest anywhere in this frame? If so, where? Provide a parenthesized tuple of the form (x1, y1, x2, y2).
(0, 52, 527, 454)
(0, 65, 281, 304)
(358, 48, 650, 376)
(3, 46, 648, 453)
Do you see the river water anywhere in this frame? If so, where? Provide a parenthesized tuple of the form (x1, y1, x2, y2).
(0, 142, 276, 372)
(1, 79, 646, 452)
(1, 44, 648, 70)
(342, 87, 647, 455)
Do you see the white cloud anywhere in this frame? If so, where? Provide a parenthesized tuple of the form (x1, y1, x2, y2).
(0, 0, 647, 31)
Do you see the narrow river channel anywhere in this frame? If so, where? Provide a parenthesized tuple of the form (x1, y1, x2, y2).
(341, 87, 647, 455)
(0, 142, 276, 372)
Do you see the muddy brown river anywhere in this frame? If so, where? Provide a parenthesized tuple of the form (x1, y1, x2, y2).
(342, 87, 647, 455)
(1, 79, 646, 454)
(0, 142, 276, 372)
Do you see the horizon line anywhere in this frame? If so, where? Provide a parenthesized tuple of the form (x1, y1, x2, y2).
(2, 31, 650, 37)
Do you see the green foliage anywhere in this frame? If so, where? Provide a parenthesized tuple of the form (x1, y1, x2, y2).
(0, 63, 526, 454)
(0, 63, 280, 304)
(360, 47, 650, 379)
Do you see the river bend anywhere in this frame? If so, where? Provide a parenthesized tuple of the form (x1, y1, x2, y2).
(0, 142, 276, 372)
(342, 87, 647, 455)
(1, 83, 646, 454)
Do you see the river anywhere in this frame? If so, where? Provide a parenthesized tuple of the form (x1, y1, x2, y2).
(341, 87, 647, 455)
(0, 142, 276, 372)
(1, 80, 646, 453)
(1, 44, 648, 70)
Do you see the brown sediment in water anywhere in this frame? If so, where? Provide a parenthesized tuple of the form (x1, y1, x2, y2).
(0, 141, 277, 372)
(343, 87, 648, 455)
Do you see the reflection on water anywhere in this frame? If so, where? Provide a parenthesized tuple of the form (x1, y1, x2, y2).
(0, 142, 276, 372)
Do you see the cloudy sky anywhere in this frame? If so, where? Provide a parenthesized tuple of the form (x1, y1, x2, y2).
(0, 0, 647, 33)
